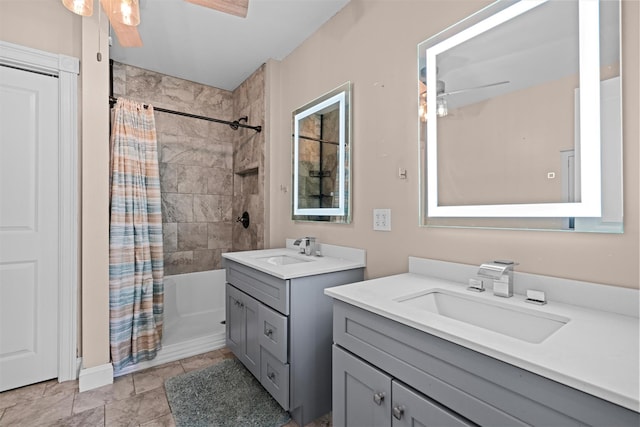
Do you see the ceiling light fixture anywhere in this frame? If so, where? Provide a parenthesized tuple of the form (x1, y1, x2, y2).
(435, 79, 448, 118)
(62, 0, 248, 48)
(418, 83, 448, 121)
(111, 0, 141, 26)
(61, 0, 93, 16)
(436, 97, 448, 118)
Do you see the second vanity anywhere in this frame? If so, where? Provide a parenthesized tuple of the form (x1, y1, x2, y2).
(326, 257, 639, 426)
(222, 240, 365, 427)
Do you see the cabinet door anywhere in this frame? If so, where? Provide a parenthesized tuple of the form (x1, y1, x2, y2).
(333, 345, 392, 427)
(241, 291, 260, 378)
(226, 284, 260, 378)
(225, 284, 244, 356)
(392, 381, 476, 427)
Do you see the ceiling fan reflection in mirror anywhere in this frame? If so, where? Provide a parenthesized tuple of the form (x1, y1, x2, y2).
(437, 79, 510, 117)
(437, 79, 510, 98)
(418, 67, 510, 117)
(420, 79, 510, 118)
(62, 0, 249, 47)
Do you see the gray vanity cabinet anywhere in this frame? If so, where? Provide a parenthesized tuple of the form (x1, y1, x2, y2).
(225, 259, 365, 427)
(225, 283, 260, 378)
(332, 300, 640, 427)
(333, 345, 474, 427)
(333, 344, 392, 427)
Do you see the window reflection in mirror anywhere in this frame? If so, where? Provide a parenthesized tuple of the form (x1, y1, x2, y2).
(292, 82, 351, 223)
(417, 0, 622, 232)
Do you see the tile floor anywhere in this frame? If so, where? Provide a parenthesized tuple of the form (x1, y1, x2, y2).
(0, 348, 331, 427)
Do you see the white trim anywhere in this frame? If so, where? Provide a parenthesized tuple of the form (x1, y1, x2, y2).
(114, 333, 226, 377)
(0, 41, 79, 382)
(79, 363, 114, 392)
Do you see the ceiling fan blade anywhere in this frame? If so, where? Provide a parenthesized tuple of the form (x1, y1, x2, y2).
(184, 0, 248, 18)
(100, 0, 143, 47)
(439, 80, 510, 97)
(111, 21, 143, 47)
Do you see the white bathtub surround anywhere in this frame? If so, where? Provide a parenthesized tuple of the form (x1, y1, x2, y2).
(222, 240, 366, 279)
(115, 269, 226, 377)
(325, 257, 639, 412)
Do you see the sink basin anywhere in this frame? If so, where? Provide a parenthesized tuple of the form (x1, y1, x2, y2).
(256, 255, 314, 266)
(396, 289, 569, 343)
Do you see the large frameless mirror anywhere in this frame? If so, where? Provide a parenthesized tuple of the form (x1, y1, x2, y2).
(292, 82, 352, 223)
(418, 0, 622, 232)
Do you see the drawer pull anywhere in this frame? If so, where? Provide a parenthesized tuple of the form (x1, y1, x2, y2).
(373, 392, 385, 405)
(265, 328, 274, 338)
(267, 372, 276, 381)
(392, 405, 405, 420)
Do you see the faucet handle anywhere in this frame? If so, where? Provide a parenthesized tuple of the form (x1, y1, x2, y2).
(525, 289, 547, 305)
(467, 278, 485, 292)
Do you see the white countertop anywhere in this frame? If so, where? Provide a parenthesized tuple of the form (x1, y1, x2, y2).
(325, 258, 639, 412)
(221, 241, 366, 280)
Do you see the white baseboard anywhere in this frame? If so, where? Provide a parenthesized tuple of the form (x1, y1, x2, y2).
(78, 362, 114, 392)
(114, 333, 226, 377)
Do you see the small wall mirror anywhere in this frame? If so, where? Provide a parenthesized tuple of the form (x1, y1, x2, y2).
(292, 82, 352, 223)
(418, 0, 623, 232)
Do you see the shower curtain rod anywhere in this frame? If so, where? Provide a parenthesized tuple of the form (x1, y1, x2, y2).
(108, 96, 262, 133)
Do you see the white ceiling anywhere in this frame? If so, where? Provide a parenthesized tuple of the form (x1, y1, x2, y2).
(110, 0, 350, 91)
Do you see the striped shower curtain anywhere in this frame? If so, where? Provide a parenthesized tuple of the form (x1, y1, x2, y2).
(109, 98, 164, 373)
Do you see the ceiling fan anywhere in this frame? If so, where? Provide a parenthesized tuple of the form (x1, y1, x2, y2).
(418, 67, 510, 118)
(63, 0, 249, 48)
(427, 79, 510, 118)
(435, 79, 510, 98)
(419, 67, 509, 98)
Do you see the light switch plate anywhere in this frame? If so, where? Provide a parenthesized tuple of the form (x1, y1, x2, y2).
(373, 209, 391, 231)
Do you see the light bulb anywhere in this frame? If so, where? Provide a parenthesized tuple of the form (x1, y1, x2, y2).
(419, 91, 427, 122)
(61, 0, 93, 16)
(436, 97, 448, 118)
(112, 0, 140, 26)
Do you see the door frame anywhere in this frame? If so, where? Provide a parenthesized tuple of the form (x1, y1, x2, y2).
(0, 41, 79, 382)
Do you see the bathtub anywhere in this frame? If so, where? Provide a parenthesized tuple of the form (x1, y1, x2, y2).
(115, 269, 227, 376)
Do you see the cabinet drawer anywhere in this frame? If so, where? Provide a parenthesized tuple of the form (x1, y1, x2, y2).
(258, 304, 288, 363)
(392, 381, 475, 427)
(226, 260, 290, 315)
(261, 348, 290, 410)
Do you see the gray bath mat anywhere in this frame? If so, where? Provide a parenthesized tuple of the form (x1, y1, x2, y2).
(165, 358, 291, 427)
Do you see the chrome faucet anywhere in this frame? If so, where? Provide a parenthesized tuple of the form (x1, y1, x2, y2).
(293, 237, 317, 256)
(477, 260, 517, 298)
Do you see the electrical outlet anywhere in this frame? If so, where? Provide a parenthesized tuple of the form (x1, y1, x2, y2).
(373, 209, 391, 231)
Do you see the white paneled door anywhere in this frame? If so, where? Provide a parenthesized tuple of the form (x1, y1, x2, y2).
(0, 65, 60, 391)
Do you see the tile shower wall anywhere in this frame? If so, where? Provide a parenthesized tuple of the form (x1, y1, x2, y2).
(112, 62, 264, 275)
(231, 64, 266, 252)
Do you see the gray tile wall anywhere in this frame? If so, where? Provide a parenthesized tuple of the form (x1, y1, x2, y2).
(112, 62, 265, 275)
(231, 64, 266, 252)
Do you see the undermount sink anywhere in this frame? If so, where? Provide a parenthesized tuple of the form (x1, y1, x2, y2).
(396, 289, 569, 343)
(257, 254, 314, 266)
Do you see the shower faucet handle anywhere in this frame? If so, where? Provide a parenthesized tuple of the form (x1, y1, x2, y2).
(236, 211, 250, 228)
